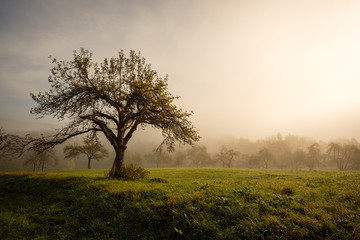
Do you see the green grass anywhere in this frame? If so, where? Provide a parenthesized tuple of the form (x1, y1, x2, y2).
(1, 169, 360, 239)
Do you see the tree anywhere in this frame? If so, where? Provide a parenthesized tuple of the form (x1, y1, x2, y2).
(0, 128, 11, 158)
(144, 150, 171, 168)
(173, 151, 186, 167)
(326, 142, 358, 171)
(124, 151, 144, 167)
(0, 127, 22, 159)
(244, 154, 262, 169)
(291, 149, 306, 169)
(351, 147, 360, 170)
(28, 49, 200, 177)
(258, 147, 273, 169)
(24, 148, 58, 172)
(187, 145, 211, 168)
(263, 133, 291, 168)
(64, 137, 108, 169)
(0, 128, 25, 171)
(306, 143, 321, 170)
(216, 146, 239, 168)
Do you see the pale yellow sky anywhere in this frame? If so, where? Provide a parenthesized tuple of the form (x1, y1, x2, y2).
(1, 0, 360, 141)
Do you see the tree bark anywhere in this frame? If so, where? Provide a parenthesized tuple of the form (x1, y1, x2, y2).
(110, 147, 126, 177)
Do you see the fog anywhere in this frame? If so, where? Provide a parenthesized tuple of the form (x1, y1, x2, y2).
(1, 0, 360, 141)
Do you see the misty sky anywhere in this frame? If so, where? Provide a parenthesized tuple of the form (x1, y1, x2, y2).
(1, 0, 360, 141)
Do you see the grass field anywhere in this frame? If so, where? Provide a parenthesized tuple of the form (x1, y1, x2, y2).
(1, 169, 360, 239)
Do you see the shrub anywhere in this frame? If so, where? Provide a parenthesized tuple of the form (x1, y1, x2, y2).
(148, 178, 168, 183)
(107, 164, 150, 180)
(281, 186, 294, 196)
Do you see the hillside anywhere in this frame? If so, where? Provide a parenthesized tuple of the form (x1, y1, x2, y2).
(1, 169, 359, 239)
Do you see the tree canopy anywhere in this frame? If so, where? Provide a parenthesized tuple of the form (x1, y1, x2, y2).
(29, 49, 200, 177)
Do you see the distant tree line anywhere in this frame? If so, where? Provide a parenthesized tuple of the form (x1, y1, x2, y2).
(123, 133, 360, 171)
(1, 128, 360, 171)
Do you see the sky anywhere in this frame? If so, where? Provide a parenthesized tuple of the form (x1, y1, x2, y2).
(1, 0, 360, 141)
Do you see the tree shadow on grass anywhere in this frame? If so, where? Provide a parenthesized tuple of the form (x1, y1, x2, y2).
(0, 174, 187, 240)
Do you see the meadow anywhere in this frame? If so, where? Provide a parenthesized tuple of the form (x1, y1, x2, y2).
(1, 169, 359, 239)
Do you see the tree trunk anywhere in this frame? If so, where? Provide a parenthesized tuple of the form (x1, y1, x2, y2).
(88, 158, 91, 169)
(110, 148, 126, 178)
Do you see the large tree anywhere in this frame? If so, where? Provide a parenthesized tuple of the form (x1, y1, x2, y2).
(29, 49, 200, 177)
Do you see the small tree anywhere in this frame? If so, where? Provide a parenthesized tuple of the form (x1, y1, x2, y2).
(64, 137, 108, 169)
(326, 142, 358, 171)
(187, 145, 211, 168)
(306, 143, 321, 170)
(0, 127, 22, 159)
(216, 146, 239, 168)
(291, 149, 306, 169)
(173, 151, 186, 167)
(24, 148, 58, 172)
(124, 151, 144, 167)
(28, 49, 200, 178)
(0, 128, 11, 158)
(258, 147, 273, 169)
(0, 128, 26, 171)
(144, 150, 171, 168)
(244, 154, 262, 169)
